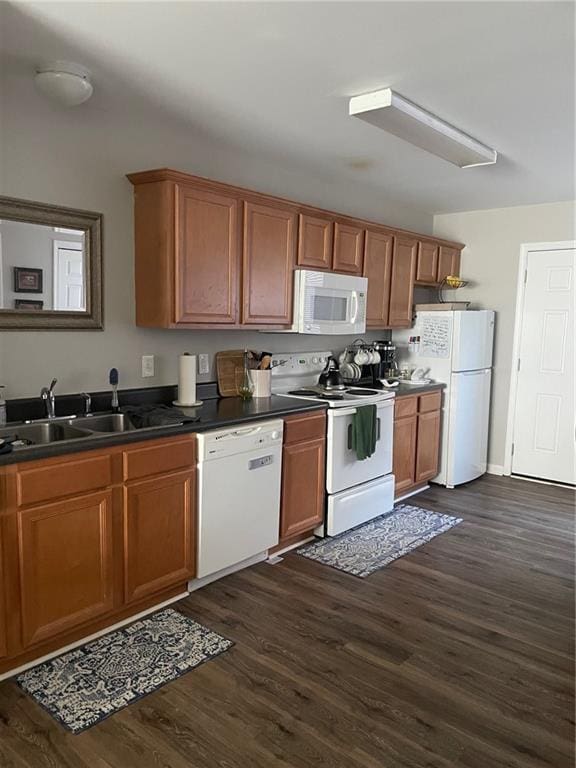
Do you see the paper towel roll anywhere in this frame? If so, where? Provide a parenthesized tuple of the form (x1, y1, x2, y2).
(177, 353, 198, 406)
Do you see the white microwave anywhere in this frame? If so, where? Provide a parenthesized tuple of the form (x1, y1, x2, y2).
(290, 269, 367, 335)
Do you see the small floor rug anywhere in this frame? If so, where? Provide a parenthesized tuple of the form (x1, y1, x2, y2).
(297, 503, 462, 577)
(17, 608, 233, 734)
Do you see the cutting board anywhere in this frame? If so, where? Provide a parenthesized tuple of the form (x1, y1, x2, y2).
(216, 350, 245, 397)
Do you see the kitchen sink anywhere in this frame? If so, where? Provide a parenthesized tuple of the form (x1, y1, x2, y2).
(1, 410, 182, 452)
(75, 413, 136, 433)
(0, 422, 92, 447)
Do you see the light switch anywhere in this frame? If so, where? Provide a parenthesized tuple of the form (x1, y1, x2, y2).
(198, 353, 210, 375)
(141, 355, 155, 377)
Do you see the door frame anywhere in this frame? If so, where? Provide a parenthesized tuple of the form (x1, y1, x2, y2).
(504, 240, 576, 476)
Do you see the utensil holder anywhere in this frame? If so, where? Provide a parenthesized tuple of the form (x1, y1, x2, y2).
(249, 369, 272, 398)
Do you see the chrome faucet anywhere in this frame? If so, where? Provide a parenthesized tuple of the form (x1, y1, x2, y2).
(40, 378, 58, 419)
(80, 392, 92, 416)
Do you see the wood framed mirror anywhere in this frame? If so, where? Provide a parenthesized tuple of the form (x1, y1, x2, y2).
(0, 196, 103, 330)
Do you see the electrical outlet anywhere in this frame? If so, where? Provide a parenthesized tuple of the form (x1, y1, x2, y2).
(198, 353, 210, 375)
(141, 355, 155, 378)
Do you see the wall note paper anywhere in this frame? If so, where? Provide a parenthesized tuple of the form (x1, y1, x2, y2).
(420, 315, 451, 358)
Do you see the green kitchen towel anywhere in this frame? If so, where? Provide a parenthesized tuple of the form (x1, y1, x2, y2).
(351, 404, 378, 460)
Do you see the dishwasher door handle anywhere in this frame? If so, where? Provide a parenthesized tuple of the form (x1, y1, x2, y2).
(231, 426, 260, 437)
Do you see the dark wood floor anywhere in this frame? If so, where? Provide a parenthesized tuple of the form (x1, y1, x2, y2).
(0, 475, 573, 768)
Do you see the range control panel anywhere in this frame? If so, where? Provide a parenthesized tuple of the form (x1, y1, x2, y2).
(270, 351, 333, 391)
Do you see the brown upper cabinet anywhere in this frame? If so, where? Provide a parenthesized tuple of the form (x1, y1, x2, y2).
(175, 185, 240, 324)
(297, 212, 333, 270)
(127, 169, 463, 329)
(363, 229, 393, 328)
(415, 241, 439, 284)
(388, 235, 418, 328)
(242, 201, 297, 325)
(333, 221, 365, 275)
(416, 241, 462, 285)
(437, 245, 462, 283)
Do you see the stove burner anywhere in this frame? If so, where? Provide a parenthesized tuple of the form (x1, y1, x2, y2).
(287, 389, 319, 396)
(346, 388, 381, 396)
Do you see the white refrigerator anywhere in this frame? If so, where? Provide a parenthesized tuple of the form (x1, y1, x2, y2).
(393, 310, 495, 488)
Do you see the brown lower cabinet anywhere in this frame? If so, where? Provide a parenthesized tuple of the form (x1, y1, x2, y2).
(393, 391, 442, 499)
(0, 433, 197, 674)
(278, 411, 326, 545)
(0, 539, 7, 659)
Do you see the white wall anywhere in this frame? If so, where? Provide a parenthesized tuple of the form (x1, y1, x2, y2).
(0, 60, 431, 399)
(434, 200, 576, 469)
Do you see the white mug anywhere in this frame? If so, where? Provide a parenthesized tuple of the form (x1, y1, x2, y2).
(354, 349, 370, 366)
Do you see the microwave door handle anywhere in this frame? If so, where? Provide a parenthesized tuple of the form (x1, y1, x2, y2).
(350, 292, 358, 323)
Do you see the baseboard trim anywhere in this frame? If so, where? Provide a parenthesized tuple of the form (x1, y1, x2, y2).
(487, 464, 505, 476)
(395, 484, 430, 503)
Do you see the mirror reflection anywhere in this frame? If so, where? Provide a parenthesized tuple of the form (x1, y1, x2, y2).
(0, 219, 87, 312)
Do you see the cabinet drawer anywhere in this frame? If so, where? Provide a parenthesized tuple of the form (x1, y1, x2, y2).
(284, 411, 326, 445)
(394, 396, 418, 420)
(16, 455, 113, 508)
(418, 391, 442, 413)
(123, 437, 196, 481)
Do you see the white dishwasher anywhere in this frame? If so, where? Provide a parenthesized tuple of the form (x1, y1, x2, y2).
(196, 419, 284, 579)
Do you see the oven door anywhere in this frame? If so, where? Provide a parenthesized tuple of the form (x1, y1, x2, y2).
(326, 400, 393, 494)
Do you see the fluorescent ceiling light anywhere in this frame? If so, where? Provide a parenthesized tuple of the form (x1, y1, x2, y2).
(349, 88, 497, 168)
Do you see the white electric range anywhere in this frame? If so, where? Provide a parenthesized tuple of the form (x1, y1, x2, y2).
(272, 352, 396, 536)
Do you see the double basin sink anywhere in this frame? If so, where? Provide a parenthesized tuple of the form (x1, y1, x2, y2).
(1, 413, 175, 451)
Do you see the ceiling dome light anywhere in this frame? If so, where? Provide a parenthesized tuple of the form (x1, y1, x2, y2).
(34, 61, 93, 106)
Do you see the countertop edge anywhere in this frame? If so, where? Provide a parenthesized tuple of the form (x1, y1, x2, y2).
(393, 383, 446, 398)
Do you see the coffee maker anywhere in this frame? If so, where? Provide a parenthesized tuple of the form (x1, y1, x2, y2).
(373, 340, 398, 379)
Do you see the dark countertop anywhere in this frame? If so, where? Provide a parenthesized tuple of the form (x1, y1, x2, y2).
(393, 382, 445, 398)
(0, 396, 327, 466)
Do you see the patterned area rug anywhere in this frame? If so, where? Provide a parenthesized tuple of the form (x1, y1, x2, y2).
(297, 503, 462, 577)
(17, 608, 233, 733)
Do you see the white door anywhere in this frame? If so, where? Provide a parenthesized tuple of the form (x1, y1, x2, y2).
(512, 248, 575, 484)
(53, 241, 85, 310)
(445, 370, 491, 487)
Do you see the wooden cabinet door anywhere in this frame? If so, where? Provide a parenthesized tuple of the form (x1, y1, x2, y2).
(393, 416, 418, 496)
(123, 470, 195, 604)
(280, 437, 325, 539)
(363, 229, 393, 328)
(18, 491, 114, 648)
(415, 241, 439, 284)
(242, 201, 297, 325)
(0, 543, 6, 659)
(297, 213, 333, 270)
(437, 246, 461, 282)
(175, 185, 240, 324)
(415, 410, 441, 483)
(388, 235, 417, 328)
(333, 222, 365, 274)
